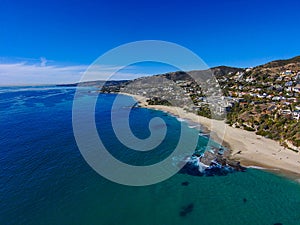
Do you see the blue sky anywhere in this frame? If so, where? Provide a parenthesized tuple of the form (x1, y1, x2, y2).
(1, 0, 300, 85)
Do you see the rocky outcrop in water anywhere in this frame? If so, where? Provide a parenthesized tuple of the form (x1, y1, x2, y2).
(179, 147, 246, 176)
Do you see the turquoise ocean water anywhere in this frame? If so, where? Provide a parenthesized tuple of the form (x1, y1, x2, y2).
(1, 86, 300, 225)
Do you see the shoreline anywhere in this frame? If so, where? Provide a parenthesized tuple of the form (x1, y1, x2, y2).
(123, 93, 300, 180)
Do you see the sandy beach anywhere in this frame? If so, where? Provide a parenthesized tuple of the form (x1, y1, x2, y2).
(124, 93, 300, 179)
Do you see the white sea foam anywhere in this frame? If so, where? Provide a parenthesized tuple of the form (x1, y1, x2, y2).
(198, 162, 209, 173)
(199, 133, 209, 138)
(246, 166, 267, 170)
(176, 118, 185, 122)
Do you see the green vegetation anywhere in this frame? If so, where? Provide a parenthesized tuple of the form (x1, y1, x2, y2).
(147, 97, 172, 106)
(102, 56, 300, 149)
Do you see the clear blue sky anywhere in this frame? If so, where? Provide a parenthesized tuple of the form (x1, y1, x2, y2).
(1, 0, 300, 84)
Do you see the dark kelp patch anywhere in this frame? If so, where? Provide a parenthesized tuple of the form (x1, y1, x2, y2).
(181, 181, 189, 186)
(179, 203, 194, 217)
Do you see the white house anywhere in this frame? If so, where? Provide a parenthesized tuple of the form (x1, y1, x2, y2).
(292, 84, 300, 92)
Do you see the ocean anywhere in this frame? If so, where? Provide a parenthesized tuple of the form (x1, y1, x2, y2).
(1, 86, 300, 225)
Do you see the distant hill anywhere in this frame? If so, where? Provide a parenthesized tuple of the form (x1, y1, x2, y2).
(261, 55, 300, 68)
(149, 66, 244, 83)
(58, 55, 300, 86)
(157, 55, 300, 80)
(57, 80, 130, 87)
(245, 55, 300, 78)
(210, 66, 244, 77)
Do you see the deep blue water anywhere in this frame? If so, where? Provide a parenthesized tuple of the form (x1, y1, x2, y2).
(1, 86, 300, 225)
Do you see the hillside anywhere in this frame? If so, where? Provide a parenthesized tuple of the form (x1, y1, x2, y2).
(260, 55, 300, 68)
(116, 55, 300, 150)
(65, 55, 300, 149)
